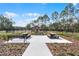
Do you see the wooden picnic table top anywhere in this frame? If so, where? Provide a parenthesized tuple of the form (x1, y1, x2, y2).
(22, 33, 28, 34)
(49, 32, 56, 35)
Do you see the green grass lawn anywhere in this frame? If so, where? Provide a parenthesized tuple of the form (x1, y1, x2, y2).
(54, 31, 79, 40)
(0, 31, 24, 41)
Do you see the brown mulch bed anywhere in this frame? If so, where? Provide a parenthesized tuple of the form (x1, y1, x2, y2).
(47, 43, 79, 56)
(0, 43, 29, 56)
(47, 34, 79, 56)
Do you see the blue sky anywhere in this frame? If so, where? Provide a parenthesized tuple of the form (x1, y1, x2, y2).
(0, 3, 68, 27)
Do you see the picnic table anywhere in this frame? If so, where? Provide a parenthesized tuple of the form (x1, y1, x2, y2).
(47, 32, 59, 39)
(21, 33, 31, 39)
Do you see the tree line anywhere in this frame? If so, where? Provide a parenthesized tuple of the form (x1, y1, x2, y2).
(0, 15, 26, 32)
(0, 3, 79, 32)
(26, 3, 79, 32)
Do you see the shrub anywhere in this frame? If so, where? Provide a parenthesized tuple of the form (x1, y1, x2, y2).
(0, 32, 22, 41)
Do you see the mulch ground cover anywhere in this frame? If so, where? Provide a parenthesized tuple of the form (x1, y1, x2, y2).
(47, 35, 79, 56)
(0, 43, 29, 56)
(47, 43, 79, 56)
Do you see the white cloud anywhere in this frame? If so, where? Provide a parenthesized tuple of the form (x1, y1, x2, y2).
(3, 12, 43, 27)
(4, 11, 18, 18)
(13, 17, 38, 27)
(22, 13, 43, 17)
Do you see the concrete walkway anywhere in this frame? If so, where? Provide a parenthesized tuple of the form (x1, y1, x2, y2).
(22, 35, 52, 56)
(23, 43, 52, 56)
(22, 35, 72, 56)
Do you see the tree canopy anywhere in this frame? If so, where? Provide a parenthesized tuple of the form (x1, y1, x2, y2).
(26, 3, 79, 32)
(0, 15, 13, 31)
